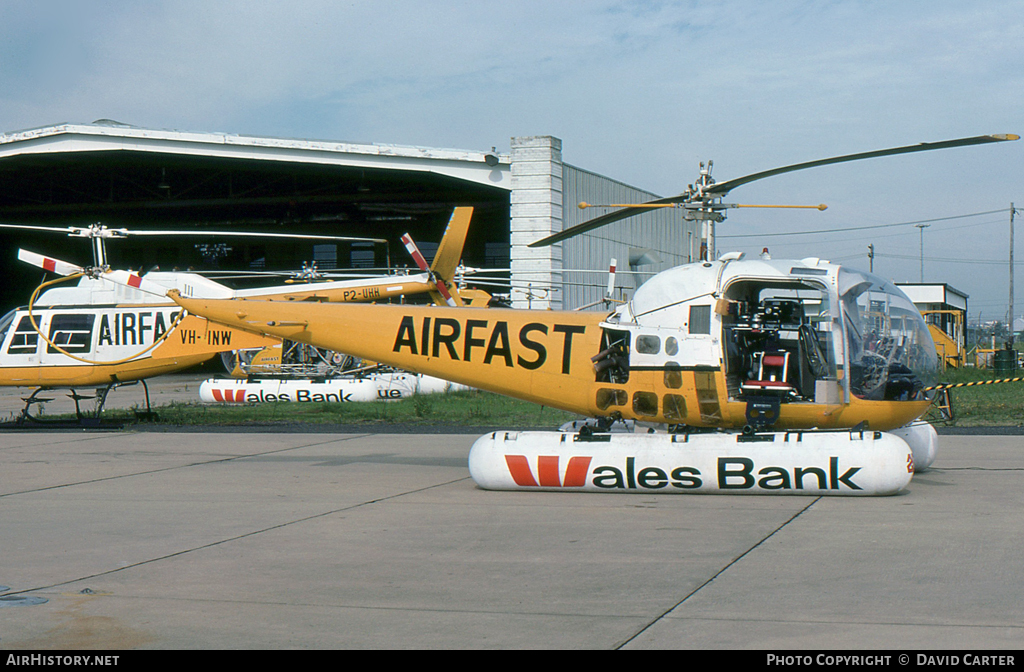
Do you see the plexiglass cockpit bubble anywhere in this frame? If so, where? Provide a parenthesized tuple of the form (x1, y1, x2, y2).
(838, 268, 938, 400)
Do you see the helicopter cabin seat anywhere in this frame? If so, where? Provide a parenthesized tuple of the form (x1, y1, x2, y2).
(740, 350, 797, 398)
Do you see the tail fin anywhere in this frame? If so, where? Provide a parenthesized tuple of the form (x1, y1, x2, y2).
(428, 206, 473, 306)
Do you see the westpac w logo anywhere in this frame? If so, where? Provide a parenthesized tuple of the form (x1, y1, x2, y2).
(209, 388, 246, 402)
(503, 455, 593, 487)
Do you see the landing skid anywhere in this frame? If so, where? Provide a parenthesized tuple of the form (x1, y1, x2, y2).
(1, 380, 157, 429)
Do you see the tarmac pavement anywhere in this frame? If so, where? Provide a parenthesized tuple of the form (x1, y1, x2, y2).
(0, 424, 1022, 650)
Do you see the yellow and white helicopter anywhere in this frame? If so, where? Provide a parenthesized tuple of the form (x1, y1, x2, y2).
(121, 135, 1019, 495)
(0, 208, 475, 422)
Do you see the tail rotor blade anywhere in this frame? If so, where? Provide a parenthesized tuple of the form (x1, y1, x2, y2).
(401, 233, 431, 273)
(401, 232, 458, 306)
(431, 277, 459, 307)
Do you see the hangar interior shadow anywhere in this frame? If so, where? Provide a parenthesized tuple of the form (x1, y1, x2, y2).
(0, 150, 511, 312)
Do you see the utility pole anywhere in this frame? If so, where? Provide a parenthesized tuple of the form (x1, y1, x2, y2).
(1011, 203, 1016, 348)
(867, 244, 874, 273)
(915, 224, 930, 282)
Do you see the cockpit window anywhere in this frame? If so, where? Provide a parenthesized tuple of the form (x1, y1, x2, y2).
(0, 309, 16, 346)
(8, 316, 40, 355)
(839, 269, 937, 400)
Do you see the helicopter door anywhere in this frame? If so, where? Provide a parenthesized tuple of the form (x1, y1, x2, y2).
(680, 304, 719, 367)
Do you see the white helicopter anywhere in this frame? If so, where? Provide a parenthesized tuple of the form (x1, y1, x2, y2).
(0, 208, 476, 422)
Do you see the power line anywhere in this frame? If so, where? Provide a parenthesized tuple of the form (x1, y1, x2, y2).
(718, 208, 1011, 239)
(876, 253, 1011, 266)
(746, 216, 1007, 250)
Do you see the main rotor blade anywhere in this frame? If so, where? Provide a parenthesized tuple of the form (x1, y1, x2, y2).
(527, 196, 680, 247)
(0, 223, 79, 235)
(528, 133, 1019, 248)
(0, 222, 385, 244)
(706, 133, 1019, 196)
(126, 230, 387, 244)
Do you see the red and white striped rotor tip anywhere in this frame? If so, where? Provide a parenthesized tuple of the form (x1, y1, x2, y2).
(606, 258, 617, 297)
(400, 233, 430, 273)
(18, 249, 84, 276)
(401, 233, 457, 306)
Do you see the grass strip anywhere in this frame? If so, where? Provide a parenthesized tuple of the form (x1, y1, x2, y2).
(96, 389, 581, 428)
(927, 367, 1024, 427)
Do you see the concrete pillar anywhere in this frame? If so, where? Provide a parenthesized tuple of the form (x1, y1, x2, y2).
(510, 136, 562, 310)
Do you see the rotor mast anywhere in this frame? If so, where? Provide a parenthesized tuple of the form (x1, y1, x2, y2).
(691, 160, 720, 261)
(69, 223, 127, 268)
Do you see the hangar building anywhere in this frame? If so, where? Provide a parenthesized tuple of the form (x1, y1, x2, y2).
(0, 121, 697, 312)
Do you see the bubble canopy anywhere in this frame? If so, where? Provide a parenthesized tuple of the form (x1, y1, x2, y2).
(838, 268, 938, 400)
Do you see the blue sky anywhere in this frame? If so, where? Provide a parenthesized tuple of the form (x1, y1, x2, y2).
(1, 1, 1021, 321)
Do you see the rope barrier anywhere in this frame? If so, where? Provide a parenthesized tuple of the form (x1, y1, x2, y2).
(923, 376, 1024, 392)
